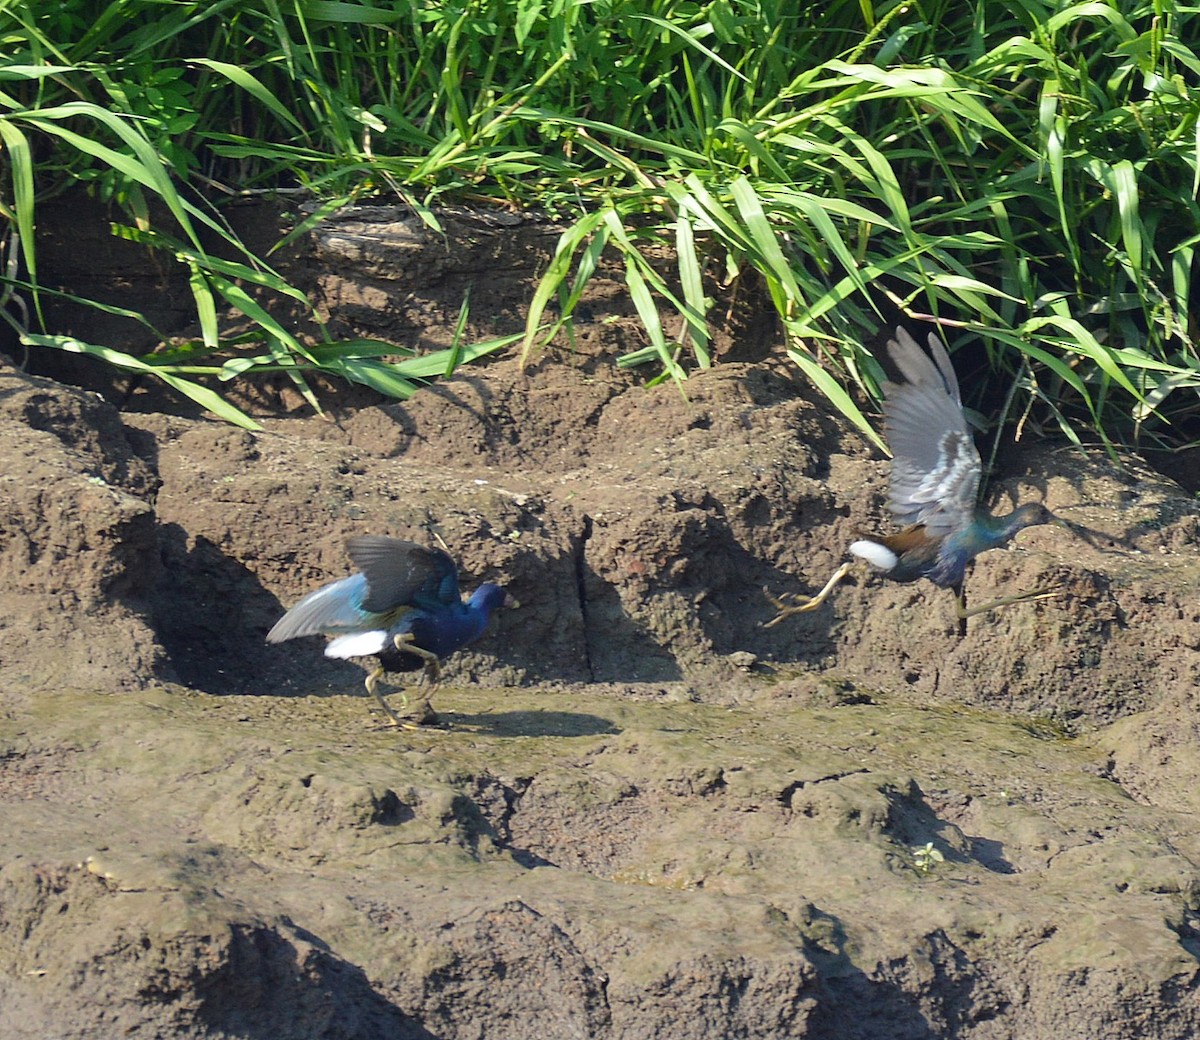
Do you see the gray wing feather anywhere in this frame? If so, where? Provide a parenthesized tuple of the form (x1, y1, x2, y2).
(888, 328, 962, 405)
(266, 574, 367, 642)
(882, 329, 980, 536)
(346, 536, 460, 612)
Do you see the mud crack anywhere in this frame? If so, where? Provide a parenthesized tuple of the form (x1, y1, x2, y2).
(574, 513, 596, 682)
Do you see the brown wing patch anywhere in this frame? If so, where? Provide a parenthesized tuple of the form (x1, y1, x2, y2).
(873, 524, 938, 555)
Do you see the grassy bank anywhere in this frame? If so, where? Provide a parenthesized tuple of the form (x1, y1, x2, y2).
(2, 0, 1198, 447)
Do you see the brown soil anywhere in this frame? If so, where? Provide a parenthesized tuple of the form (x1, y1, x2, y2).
(2, 199, 1200, 1039)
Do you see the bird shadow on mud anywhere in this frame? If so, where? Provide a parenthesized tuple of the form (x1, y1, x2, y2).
(152, 525, 352, 696)
(436, 709, 620, 739)
(150, 526, 557, 697)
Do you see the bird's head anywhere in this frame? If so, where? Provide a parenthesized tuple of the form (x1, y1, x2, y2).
(1012, 502, 1058, 531)
(469, 583, 517, 616)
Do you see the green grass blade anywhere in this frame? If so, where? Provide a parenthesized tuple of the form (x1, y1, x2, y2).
(788, 345, 886, 452)
(23, 332, 261, 429)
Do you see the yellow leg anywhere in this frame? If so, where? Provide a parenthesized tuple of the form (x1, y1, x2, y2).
(358, 636, 446, 729)
(393, 633, 441, 724)
(954, 587, 1060, 621)
(763, 562, 855, 628)
(363, 665, 417, 730)
(393, 632, 442, 682)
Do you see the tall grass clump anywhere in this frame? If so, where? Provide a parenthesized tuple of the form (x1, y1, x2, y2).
(2, 0, 1198, 448)
(0, 0, 520, 428)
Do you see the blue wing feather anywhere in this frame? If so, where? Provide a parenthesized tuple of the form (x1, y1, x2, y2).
(267, 537, 454, 644)
(266, 573, 374, 643)
(347, 536, 462, 612)
(268, 537, 508, 669)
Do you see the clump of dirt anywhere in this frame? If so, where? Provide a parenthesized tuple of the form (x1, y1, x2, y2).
(2, 201, 1200, 1039)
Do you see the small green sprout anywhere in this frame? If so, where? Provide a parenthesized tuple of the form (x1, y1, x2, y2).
(913, 842, 945, 876)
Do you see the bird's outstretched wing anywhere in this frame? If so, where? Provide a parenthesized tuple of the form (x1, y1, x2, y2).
(265, 573, 369, 642)
(347, 536, 462, 613)
(882, 328, 981, 537)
